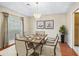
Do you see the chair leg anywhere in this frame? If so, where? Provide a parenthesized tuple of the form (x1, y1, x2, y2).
(54, 47, 56, 56)
(54, 50, 56, 56)
(40, 45, 43, 55)
(26, 50, 28, 56)
(17, 53, 18, 56)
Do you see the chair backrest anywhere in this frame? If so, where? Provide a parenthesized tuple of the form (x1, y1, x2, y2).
(54, 34, 59, 46)
(24, 32, 34, 38)
(15, 34, 34, 56)
(15, 33, 24, 39)
(15, 39, 27, 56)
(36, 31, 45, 36)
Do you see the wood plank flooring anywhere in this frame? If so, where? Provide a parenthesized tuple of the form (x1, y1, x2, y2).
(59, 42, 78, 56)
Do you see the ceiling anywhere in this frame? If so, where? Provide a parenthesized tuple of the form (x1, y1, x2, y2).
(0, 2, 74, 16)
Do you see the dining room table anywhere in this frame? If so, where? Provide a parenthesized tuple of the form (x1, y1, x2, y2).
(27, 34, 48, 55)
(16, 34, 48, 56)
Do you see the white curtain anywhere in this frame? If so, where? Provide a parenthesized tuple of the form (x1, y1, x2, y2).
(1, 12, 9, 48)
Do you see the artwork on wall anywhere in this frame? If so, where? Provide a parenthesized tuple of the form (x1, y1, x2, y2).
(37, 20, 45, 29)
(36, 20, 54, 29)
(45, 20, 54, 29)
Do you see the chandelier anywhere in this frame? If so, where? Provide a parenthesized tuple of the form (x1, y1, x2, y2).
(33, 13, 41, 19)
(33, 2, 41, 19)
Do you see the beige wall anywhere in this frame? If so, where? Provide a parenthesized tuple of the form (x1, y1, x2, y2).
(24, 17, 30, 33)
(66, 2, 79, 55)
(0, 6, 30, 48)
(29, 14, 67, 41)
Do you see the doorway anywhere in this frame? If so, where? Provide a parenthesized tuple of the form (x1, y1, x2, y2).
(74, 12, 79, 46)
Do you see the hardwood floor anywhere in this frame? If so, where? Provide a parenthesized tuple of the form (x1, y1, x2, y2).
(59, 42, 78, 56)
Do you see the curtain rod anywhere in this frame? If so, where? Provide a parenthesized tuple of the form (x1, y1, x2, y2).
(0, 12, 24, 18)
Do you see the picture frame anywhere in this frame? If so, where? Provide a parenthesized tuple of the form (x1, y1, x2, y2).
(36, 20, 45, 29)
(45, 20, 54, 29)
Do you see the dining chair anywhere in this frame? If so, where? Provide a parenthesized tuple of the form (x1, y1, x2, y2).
(15, 34, 34, 56)
(46, 34, 58, 42)
(35, 31, 45, 36)
(35, 31, 46, 44)
(15, 33, 24, 39)
(33, 43, 43, 55)
(45, 34, 59, 56)
(24, 32, 34, 39)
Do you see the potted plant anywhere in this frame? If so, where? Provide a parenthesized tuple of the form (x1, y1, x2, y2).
(59, 25, 66, 43)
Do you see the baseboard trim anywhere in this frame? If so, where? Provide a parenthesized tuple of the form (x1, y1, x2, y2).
(0, 43, 15, 51)
(72, 48, 78, 56)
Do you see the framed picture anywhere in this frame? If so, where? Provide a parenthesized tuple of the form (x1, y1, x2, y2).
(45, 20, 54, 29)
(37, 20, 45, 29)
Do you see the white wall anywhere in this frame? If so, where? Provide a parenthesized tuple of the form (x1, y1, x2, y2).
(29, 14, 67, 41)
(66, 2, 79, 55)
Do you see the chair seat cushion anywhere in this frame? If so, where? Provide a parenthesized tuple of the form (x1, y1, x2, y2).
(45, 42, 55, 46)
